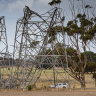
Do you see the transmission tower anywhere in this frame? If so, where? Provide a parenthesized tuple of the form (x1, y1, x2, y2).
(13, 6, 70, 89)
(0, 16, 11, 88)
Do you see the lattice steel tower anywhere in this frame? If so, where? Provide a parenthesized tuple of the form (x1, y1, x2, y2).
(13, 6, 70, 89)
(0, 16, 11, 88)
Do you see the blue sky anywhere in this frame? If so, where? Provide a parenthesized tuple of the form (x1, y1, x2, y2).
(0, 0, 52, 53)
(0, 0, 96, 53)
(0, 0, 68, 53)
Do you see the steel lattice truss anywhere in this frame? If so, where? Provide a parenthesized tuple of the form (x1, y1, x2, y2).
(0, 16, 11, 88)
(13, 6, 70, 89)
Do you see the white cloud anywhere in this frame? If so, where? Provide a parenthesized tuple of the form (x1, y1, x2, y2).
(39, 0, 51, 4)
(0, 0, 50, 12)
(7, 0, 34, 12)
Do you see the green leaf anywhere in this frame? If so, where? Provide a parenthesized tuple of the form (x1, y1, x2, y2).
(48, 0, 61, 6)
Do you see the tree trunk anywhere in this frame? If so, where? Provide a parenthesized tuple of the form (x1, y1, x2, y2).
(81, 72, 86, 88)
(81, 81, 85, 88)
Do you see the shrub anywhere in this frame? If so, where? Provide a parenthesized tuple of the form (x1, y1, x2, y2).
(27, 85, 32, 91)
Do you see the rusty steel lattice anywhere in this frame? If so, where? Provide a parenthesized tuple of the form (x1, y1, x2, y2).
(0, 16, 11, 88)
(13, 6, 70, 89)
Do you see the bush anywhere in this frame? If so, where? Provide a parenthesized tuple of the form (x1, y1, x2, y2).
(27, 85, 32, 91)
(93, 73, 96, 79)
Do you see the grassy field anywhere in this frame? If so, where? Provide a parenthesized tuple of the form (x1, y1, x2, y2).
(0, 67, 95, 89)
(35, 68, 95, 89)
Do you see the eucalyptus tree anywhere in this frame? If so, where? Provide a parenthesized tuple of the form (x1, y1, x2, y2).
(48, 0, 61, 6)
(64, 11, 96, 88)
(48, 0, 96, 88)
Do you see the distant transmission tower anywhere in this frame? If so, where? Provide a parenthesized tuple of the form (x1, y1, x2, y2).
(0, 16, 11, 88)
(13, 6, 70, 89)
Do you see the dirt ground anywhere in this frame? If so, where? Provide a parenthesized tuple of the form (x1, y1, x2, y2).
(0, 89, 96, 96)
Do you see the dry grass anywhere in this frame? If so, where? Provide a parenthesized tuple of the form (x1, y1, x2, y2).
(70, 73, 95, 88)
(0, 67, 95, 89)
(0, 67, 96, 96)
(36, 69, 95, 89)
(0, 89, 96, 96)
